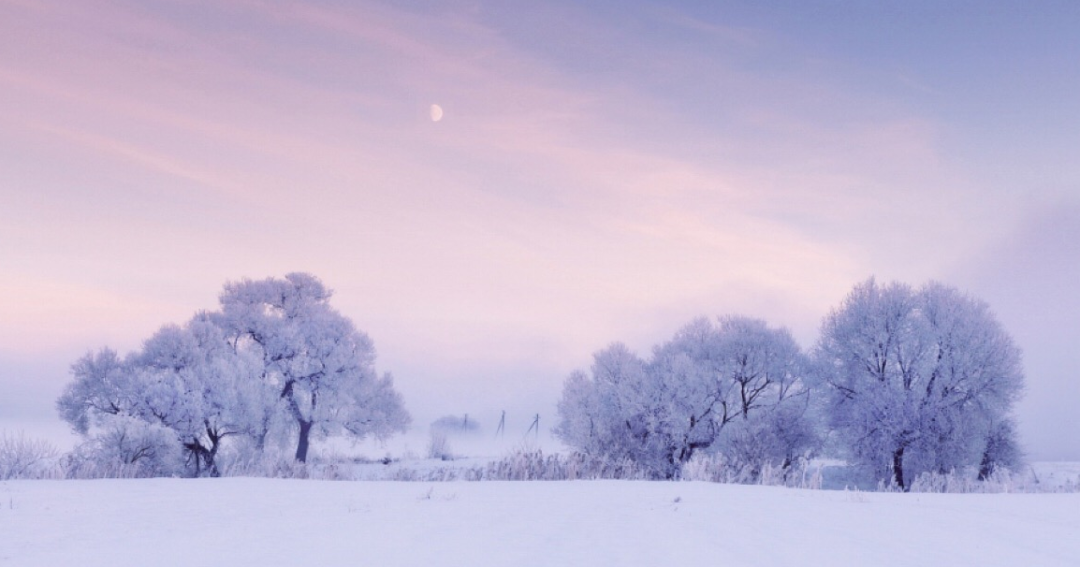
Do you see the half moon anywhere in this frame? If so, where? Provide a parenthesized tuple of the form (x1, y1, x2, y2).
(430, 104, 444, 122)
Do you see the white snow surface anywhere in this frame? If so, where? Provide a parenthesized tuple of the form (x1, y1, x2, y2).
(2, 478, 1078, 566)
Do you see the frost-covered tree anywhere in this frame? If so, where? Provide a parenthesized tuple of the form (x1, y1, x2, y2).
(555, 316, 817, 479)
(214, 273, 410, 463)
(57, 272, 410, 471)
(555, 342, 701, 478)
(815, 279, 1024, 489)
(978, 419, 1022, 480)
(557, 343, 673, 475)
(129, 316, 265, 475)
(656, 317, 819, 479)
(57, 316, 262, 476)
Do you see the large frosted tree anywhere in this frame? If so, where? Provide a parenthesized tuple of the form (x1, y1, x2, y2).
(58, 272, 411, 473)
(815, 279, 1024, 489)
(57, 315, 263, 476)
(214, 273, 410, 463)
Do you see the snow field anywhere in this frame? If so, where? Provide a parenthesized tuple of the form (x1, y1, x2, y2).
(2, 478, 1078, 567)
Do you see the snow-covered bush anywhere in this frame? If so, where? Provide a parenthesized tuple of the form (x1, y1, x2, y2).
(215, 443, 359, 480)
(680, 452, 823, 488)
(360, 450, 649, 482)
(0, 431, 59, 480)
(907, 468, 1046, 494)
(63, 415, 183, 478)
(427, 431, 454, 461)
(215, 438, 284, 477)
(472, 449, 648, 481)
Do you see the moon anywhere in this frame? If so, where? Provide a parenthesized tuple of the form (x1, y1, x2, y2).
(429, 104, 443, 122)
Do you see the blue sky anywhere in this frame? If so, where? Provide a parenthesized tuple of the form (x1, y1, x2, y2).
(1, 0, 1078, 458)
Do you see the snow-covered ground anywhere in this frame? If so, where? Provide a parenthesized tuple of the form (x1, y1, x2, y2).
(3, 476, 1078, 566)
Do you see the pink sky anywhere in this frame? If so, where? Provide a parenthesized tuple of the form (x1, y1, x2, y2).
(2, 0, 1078, 458)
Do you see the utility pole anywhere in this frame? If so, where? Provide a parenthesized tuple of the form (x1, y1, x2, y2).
(526, 413, 540, 440)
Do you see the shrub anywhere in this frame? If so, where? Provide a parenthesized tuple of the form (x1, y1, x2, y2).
(0, 431, 60, 480)
(62, 416, 183, 478)
(427, 431, 454, 461)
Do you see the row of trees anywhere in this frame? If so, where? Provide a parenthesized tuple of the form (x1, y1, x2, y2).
(55, 273, 1023, 487)
(57, 273, 409, 477)
(555, 279, 1024, 489)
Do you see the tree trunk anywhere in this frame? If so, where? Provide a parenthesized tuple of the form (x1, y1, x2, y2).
(202, 424, 222, 478)
(977, 442, 995, 481)
(295, 420, 313, 463)
(892, 446, 906, 491)
(188, 443, 202, 477)
(183, 442, 218, 478)
(254, 416, 270, 452)
(206, 442, 220, 478)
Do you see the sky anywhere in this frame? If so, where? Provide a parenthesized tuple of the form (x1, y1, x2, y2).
(1, 0, 1078, 460)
